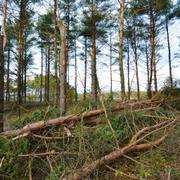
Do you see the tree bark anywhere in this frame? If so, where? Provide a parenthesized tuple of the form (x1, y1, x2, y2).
(47, 45, 50, 102)
(54, 0, 59, 106)
(40, 46, 44, 102)
(165, 18, 173, 88)
(146, 44, 151, 98)
(45, 47, 48, 102)
(67, 0, 70, 87)
(6, 44, 10, 102)
(91, 0, 98, 108)
(59, 19, 68, 114)
(2, 0, 7, 50)
(127, 37, 131, 100)
(17, 0, 25, 105)
(83, 37, 87, 101)
(150, 10, 158, 93)
(109, 30, 113, 99)
(119, 0, 126, 100)
(133, 17, 140, 100)
(23, 30, 27, 102)
(74, 39, 78, 102)
(0, 36, 4, 132)
(21, 44, 24, 101)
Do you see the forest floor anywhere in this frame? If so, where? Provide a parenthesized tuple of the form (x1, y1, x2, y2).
(0, 90, 180, 180)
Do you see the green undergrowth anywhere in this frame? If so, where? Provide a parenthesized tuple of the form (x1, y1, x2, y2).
(0, 137, 30, 179)
(155, 87, 180, 110)
(1, 102, 180, 180)
(11, 106, 61, 130)
(10, 97, 118, 130)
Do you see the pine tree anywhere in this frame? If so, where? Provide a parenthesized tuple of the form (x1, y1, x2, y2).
(36, 10, 54, 102)
(80, 0, 111, 108)
(0, 36, 4, 132)
(131, 0, 173, 97)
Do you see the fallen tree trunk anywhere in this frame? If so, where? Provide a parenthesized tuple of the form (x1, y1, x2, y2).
(62, 119, 178, 180)
(1, 99, 160, 137)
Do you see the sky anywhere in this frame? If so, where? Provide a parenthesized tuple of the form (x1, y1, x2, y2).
(30, 0, 180, 94)
(0, 0, 179, 93)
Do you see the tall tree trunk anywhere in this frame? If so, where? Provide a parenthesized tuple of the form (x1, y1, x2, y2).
(67, 0, 70, 87)
(23, 31, 27, 102)
(109, 31, 113, 99)
(6, 44, 10, 102)
(54, 0, 59, 106)
(2, 0, 7, 50)
(146, 44, 151, 98)
(17, 0, 25, 105)
(59, 20, 68, 114)
(83, 37, 87, 101)
(45, 47, 48, 102)
(21, 40, 24, 101)
(74, 39, 78, 102)
(165, 18, 173, 88)
(150, 11, 157, 94)
(91, 0, 98, 108)
(0, 35, 4, 132)
(133, 18, 140, 100)
(127, 37, 131, 100)
(47, 45, 50, 102)
(119, 0, 126, 100)
(40, 46, 43, 102)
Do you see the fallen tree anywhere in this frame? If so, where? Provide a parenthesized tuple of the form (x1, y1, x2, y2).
(1, 99, 161, 137)
(62, 118, 179, 180)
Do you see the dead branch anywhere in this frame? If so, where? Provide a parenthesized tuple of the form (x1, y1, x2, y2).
(129, 120, 170, 144)
(106, 165, 138, 179)
(32, 134, 66, 140)
(62, 118, 179, 180)
(18, 151, 59, 157)
(18, 151, 80, 158)
(0, 100, 161, 138)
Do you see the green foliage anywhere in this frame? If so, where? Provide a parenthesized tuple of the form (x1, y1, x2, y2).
(46, 166, 63, 180)
(12, 109, 44, 129)
(67, 86, 75, 104)
(36, 10, 53, 43)
(12, 106, 62, 129)
(161, 87, 180, 97)
(155, 85, 180, 110)
(138, 164, 152, 179)
(0, 137, 30, 179)
(2, 102, 180, 179)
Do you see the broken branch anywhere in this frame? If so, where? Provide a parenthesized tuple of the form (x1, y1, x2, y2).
(1, 100, 161, 138)
(62, 118, 178, 180)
